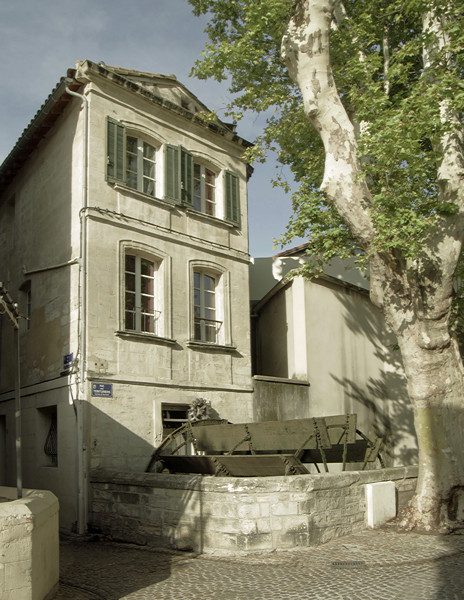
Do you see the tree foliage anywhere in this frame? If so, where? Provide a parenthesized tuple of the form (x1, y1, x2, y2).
(189, 0, 464, 269)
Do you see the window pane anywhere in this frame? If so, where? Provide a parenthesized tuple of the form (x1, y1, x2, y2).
(143, 142, 155, 159)
(143, 160, 155, 178)
(204, 275, 215, 291)
(143, 178, 155, 196)
(194, 321, 202, 340)
(141, 294, 154, 313)
(125, 255, 136, 272)
(126, 172, 137, 189)
(205, 324, 216, 343)
(141, 314, 155, 333)
(141, 259, 154, 276)
(194, 272, 201, 288)
(205, 291, 215, 309)
(194, 288, 201, 306)
(125, 273, 136, 292)
(141, 276, 154, 295)
(126, 154, 138, 171)
(125, 311, 136, 330)
(125, 291, 135, 310)
(127, 136, 137, 153)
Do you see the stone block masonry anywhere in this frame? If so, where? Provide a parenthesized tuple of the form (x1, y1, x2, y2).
(89, 466, 418, 554)
(0, 487, 59, 600)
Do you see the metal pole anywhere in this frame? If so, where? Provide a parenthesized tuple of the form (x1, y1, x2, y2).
(15, 325, 22, 498)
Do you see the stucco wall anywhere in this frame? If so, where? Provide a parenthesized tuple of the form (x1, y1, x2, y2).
(304, 278, 416, 465)
(252, 375, 310, 422)
(0, 487, 59, 600)
(0, 385, 78, 529)
(254, 276, 416, 466)
(89, 466, 418, 554)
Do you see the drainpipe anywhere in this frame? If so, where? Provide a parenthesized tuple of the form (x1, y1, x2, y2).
(65, 80, 88, 535)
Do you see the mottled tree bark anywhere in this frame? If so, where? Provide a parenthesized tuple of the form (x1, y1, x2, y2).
(282, 0, 464, 530)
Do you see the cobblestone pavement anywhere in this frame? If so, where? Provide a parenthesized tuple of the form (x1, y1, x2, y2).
(56, 526, 464, 600)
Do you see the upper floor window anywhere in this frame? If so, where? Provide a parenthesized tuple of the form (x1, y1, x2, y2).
(126, 136, 156, 196)
(107, 117, 159, 198)
(107, 117, 241, 226)
(124, 253, 159, 334)
(194, 163, 216, 216)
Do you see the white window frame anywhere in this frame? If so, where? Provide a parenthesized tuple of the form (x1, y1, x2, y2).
(125, 135, 157, 197)
(189, 261, 231, 347)
(124, 253, 159, 334)
(119, 242, 172, 340)
(193, 162, 217, 217)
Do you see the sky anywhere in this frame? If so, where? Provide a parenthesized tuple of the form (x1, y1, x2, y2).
(0, 0, 304, 257)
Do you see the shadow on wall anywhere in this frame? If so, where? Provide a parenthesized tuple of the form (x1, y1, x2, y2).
(332, 288, 417, 466)
(87, 403, 210, 555)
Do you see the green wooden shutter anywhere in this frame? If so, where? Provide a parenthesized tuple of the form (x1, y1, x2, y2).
(180, 147, 194, 206)
(164, 145, 180, 202)
(225, 171, 240, 225)
(106, 117, 125, 182)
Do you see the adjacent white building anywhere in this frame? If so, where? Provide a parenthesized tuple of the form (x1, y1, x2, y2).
(250, 248, 418, 467)
(0, 60, 254, 532)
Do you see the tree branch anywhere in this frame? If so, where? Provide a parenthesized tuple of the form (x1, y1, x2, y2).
(281, 0, 375, 248)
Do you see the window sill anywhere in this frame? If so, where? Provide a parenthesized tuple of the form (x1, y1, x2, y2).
(113, 183, 178, 209)
(185, 207, 239, 229)
(186, 340, 237, 352)
(116, 330, 177, 345)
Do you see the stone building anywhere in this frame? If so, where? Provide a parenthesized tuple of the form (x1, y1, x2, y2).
(250, 247, 418, 467)
(0, 60, 254, 532)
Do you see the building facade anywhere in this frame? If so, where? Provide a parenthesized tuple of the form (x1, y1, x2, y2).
(0, 60, 254, 532)
(250, 250, 418, 467)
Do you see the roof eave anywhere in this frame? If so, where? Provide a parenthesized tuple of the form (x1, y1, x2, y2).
(77, 60, 253, 149)
(0, 70, 81, 196)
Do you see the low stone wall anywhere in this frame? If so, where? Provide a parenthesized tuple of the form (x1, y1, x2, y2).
(90, 466, 418, 554)
(0, 487, 59, 600)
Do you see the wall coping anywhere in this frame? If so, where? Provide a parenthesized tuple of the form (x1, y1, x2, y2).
(90, 465, 419, 493)
(0, 487, 59, 526)
(253, 375, 310, 386)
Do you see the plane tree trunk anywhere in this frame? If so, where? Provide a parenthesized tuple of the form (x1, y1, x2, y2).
(282, 0, 464, 530)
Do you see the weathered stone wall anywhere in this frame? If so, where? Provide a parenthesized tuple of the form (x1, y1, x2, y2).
(89, 466, 417, 554)
(0, 487, 59, 600)
(252, 375, 311, 422)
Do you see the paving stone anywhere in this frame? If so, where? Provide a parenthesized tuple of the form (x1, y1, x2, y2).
(55, 527, 464, 600)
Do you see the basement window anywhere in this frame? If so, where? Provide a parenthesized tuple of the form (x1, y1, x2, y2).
(162, 404, 190, 437)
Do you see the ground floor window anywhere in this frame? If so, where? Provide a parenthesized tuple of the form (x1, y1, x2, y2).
(161, 404, 190, 437)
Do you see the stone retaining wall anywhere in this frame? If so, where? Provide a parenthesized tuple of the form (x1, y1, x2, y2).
(0, 487, 59, 600)
(89, 466, 418, 554)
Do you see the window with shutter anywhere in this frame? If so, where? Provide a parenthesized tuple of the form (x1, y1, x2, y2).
(106, 117, 125, 183)
(107, 117, 158, 197)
